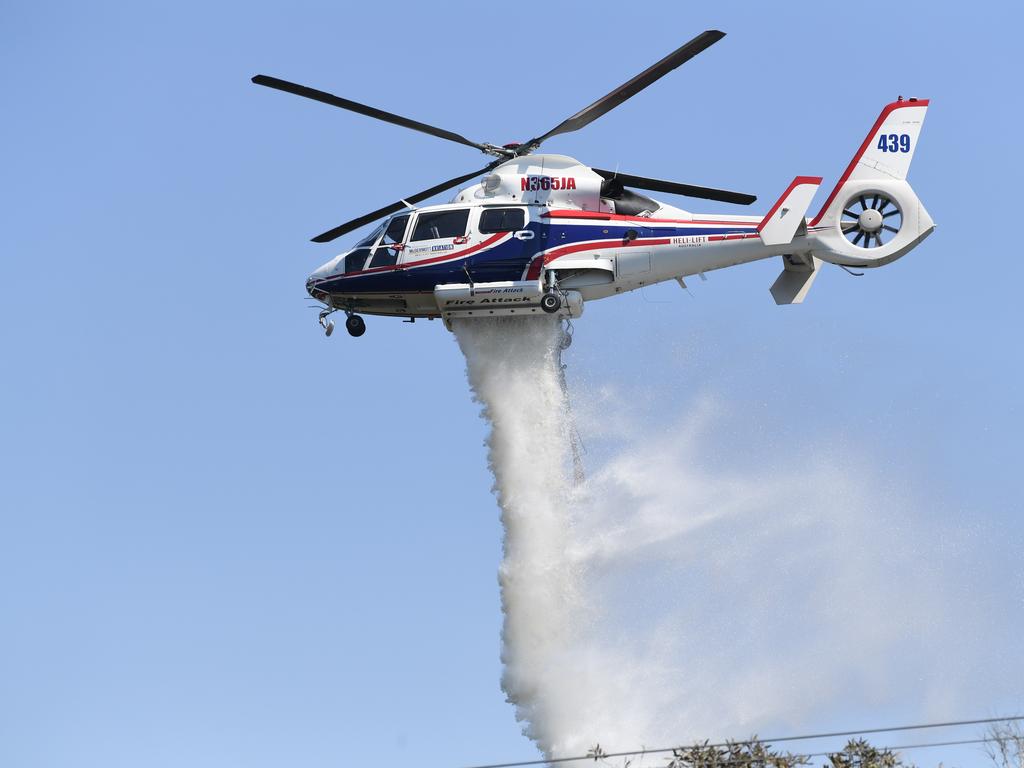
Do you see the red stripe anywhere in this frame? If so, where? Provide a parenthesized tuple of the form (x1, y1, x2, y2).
(756, 176, 823, 233)
(541, 210, 614, 221)
(707, 233, 760, 242)
(527, 229, 761, 278)
(328, 232, 508, 280)
(809, 99, 929, 226)
(543, 237, 671, 266)
(542, 209, 757, 227)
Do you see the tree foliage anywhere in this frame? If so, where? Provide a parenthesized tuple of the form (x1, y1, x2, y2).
(825, 739, 910, 768)
(663, 738, 807, 768)
(985, 721, 1024, 768)
(637, 737, 912, 768)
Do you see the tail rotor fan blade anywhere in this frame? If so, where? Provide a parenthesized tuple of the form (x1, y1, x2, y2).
(843, 193, 900, 248)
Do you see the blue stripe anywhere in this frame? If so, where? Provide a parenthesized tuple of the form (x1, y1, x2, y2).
(315, 221, 755, 294)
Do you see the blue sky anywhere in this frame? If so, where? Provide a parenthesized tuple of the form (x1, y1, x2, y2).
(2, 2, 1022, 767)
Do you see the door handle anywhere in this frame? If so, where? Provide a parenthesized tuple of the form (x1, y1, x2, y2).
(514, 230, 535, 240)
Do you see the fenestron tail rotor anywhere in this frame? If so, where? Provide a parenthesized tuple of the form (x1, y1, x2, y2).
(840, 193, 902, 249)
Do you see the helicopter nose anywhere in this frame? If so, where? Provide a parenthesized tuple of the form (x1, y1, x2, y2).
(306, 275, 327, 301)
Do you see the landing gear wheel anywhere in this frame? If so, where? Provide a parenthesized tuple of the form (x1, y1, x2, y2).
(345, 314, 366, 337)
(541, 292, 562, 314)
(559, 331, 572, 350)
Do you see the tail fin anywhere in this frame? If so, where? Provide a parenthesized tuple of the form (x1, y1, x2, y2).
(807, 98, 934, 268)
(811, 98, 929, 227)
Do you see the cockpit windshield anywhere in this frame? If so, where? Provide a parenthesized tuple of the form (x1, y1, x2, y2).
(344, 223, 386, 273)
(356, 224, 384, 248)
(368, 214, 409, 269)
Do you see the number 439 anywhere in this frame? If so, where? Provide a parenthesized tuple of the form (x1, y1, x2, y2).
(877, 133, 911, 153)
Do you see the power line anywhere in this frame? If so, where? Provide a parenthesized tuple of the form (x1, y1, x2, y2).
(871, 736, 994, 753)
(460, 714, 1024, 768)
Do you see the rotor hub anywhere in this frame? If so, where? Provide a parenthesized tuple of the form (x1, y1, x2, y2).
(841, 193, 901, 249)
(858, 207, 883, 233)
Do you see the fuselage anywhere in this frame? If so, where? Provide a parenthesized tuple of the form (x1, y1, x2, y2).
(306, 204, 778, 317)
(305, 145, 934, 321)
(306, 154, 781, 319)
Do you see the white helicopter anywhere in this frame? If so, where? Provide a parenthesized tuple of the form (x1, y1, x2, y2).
(254, 30, 933, 338)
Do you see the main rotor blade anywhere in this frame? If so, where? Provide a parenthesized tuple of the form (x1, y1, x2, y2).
(522, 30, 726, 151)
(593, 167, 756, 205)
(310, 163, 500, 243)
(252, 74, 492, 154)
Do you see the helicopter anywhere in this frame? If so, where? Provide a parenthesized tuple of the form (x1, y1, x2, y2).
(253, 29, 933, 338)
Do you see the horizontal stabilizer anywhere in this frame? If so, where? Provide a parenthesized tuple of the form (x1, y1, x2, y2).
(770, 255, 821, 305)
(758, 176, 822, 246)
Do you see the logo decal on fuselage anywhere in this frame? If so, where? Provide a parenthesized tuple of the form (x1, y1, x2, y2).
(520, 175, 577, 192)
(447, 296, 532, 306)
(672, 236, 707, 247)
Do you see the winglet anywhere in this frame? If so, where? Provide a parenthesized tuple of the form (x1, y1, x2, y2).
(757, 176, 822, 246)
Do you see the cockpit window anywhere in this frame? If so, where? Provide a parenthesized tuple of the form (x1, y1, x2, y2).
(344, 224, 385, 273)
(383, 215, 408, 244)
(355, 224, 384, 248)
(479, 207, 525, 234)
(410, 209, 469, 241)
(344, 248, 371, 273)
(368, 214, 409, 269)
